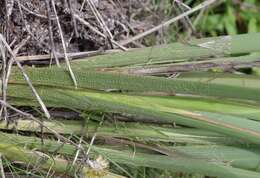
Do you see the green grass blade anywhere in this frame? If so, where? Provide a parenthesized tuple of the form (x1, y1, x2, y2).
(70, 33, 260, 69)
(1, 133, 260, 178)
(9, 67, 260, 102)
(123, 53, 260, 74)
(5, 84, 260, 145)
(0, 119, 238, 145)
(171, 145, 260, 172)
(178, 72, 260, 90)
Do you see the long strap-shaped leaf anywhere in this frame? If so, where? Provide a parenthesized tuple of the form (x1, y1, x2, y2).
(172, 145, 260, 172)
(0, 142, 123, 178)
(9, 67, 260, 102)
(69, 33, 260, 68)
(2, 133, 260, 178)
(178, 72, 260, 89)
(6, 84, 260, 145)
(0, 119, 239, 145)
(122, 53, 260, 74)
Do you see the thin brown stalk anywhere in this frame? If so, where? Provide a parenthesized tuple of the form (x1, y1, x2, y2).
(50, 0, 78, 88)
(16, 0, 50, 51)
(87, 0, 115, 49)
(174, 1, 196, 37)
(74, 14, 128, 51)
(0, 155, 5, 178)
(15, 50, 111, 62)
(1, 36, 30, 121)
(44, 0, 60, 67)
(67, 0, 79, 37)
(5, 36, 30, 87)
(120, 0, 217, 45)
(0, 99, 86, 156)
(84, 117, 104, 170)
(1, 36, 29, 120)
(86, 117, 104, 156)
(15, 0, 47, 19)
(0, 41, 7, 120)
(79, 0, 86, 11)
(72, 136, 83, 166)
(87, 0, 113, 39)
(0, 34, 50, 119)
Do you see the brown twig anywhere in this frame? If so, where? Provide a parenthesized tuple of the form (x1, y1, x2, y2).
(5, 36, 31, 85)
(44, 0, 60, 67)
(1, 36, 30, 121)
(50, 0, 78, 88)
(0, 154, 5, 178)
(0, 40, 7, 120)
(79, 0, 86, 11)
(0, 99, 87, 158)
(15, 0, 48, 19)
(87, 0, 113, 39)
(15, 50, 110, 62)
(16, 0, 50, 52)
(174, 1, 196, 37)
(72, 135, 83, 166)
(86, 116, 104, 156)
(74, 14, 128, 51)
(0, 34, 51, 119)
(67, 0, 79, 38)
(119, 0, 217, 45)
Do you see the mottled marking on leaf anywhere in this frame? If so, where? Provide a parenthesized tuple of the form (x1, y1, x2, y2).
(198, 36, 232, 54)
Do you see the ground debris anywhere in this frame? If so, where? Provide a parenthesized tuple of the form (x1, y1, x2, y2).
(0, 0, 152, 56)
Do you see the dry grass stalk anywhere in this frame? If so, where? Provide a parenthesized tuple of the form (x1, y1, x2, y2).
(74, 14, 128, 51)
(120, 0, 217, 45)
(0, 34, 51, 119)
(44, 0, 61, 67)
(50, 0, 78, 88)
